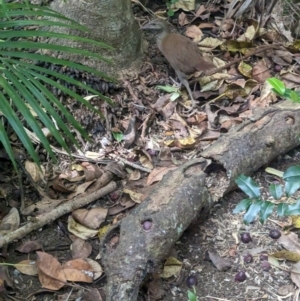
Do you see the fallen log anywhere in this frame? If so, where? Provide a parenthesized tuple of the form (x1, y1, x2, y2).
(101, 101, 300, 301)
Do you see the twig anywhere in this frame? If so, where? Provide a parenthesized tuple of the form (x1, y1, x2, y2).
(0, 181, 117, 248)
(190, 43, 282, 85)
(110, 154, 152, 173)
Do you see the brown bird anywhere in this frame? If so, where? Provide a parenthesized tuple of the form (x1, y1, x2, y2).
(141, 19, 215, 112)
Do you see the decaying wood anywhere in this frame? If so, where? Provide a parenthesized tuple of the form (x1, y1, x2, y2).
(102, 101, 300, 301)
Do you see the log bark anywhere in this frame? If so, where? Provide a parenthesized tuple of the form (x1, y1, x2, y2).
(101, 101, 300, 301)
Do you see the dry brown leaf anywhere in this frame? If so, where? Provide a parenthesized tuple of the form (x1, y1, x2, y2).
(72, 207, 108, 230)
(0, 208, 20, 235)
(146, 166, 177, 186)
(71, 238, 92, 259)
(62, 259, 93, 283)
(36, 251, 66, 290)
(15, 260, 38, 276)
(278, 232, 300, 254)
(15, 240, 42, 253)
(161, 257, 182, 279)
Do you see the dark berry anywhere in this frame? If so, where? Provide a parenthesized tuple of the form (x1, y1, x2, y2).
(186, 275, 198, 288)
(235, 271, 247, 282)
(261, 260, 271, 271)
(143, 221, 152, 230)
(269, 229, 281, 239)
(260, 253, 268, 261)
(243, 253, 253, 264)
(109, 191, 120, 201)
(147, 149, 157, 156)
(241, 232, 252, 243)
(274, 65, 282, 73)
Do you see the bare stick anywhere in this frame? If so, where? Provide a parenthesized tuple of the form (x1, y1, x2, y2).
(0, 181, 117, 248)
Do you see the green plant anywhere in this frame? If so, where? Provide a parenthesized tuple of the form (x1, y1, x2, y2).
(156, 85, 181, 101)
(0, 0, 115, 169)
(234, 166, 300, 224)
(166, 0, 179, 17)
(267, 77, 300, 102)
(187, 289, 198, 301)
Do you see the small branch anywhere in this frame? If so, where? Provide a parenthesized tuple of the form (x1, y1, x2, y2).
(0, 181, 117, 248)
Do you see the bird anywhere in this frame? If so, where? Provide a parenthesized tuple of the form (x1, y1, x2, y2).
(141, 19, 215, 112)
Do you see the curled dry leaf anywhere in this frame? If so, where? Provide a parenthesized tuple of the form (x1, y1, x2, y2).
(62, 259, 93, 283)
(161, 257, 182, 279)
(71, 238, 92, 259)
(36, 251, 66, 290)
(25, 161, 44, 182)
(67, 216, 98, 240)
(86, 258, 103, 280)
(72, 207, 108, 230)
(0, 207, 20, 235)
(123, 189, 144, 204)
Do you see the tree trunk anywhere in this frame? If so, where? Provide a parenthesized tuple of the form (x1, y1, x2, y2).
(48, 0, 143, 76)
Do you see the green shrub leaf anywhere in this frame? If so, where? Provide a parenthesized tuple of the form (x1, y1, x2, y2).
(233, 198, 252, 214)
(235, 175, 261, 198)
(243, 200, 262, 224)
(277, 203, 288, 216)
(283, 166, 300, 182)
(285, 181, 300, 197)
(285, 199, 300, 216)
(259, 201, 275, 224)
(269, 184, 283, 200)
(267, 78, 286, 96)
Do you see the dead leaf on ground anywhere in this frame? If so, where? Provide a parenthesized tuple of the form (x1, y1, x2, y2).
(161, 257, 182, 279)
(72, 207, 108, 230)
(71, 238, 92, 259)
(278, 232, 300, 254)
(0, 207, 20, 235)
(15, 260, 38, 276)
(15, 240, 42, 253)
(36, 251, 66, 290)
(207, 251, 231, 271)
(67, 216, 98, 240)
(146, 166, 177, 186)
(62, 259, 93, 283)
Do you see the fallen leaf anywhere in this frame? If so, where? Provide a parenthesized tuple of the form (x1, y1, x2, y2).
(36, 251, 66, 290)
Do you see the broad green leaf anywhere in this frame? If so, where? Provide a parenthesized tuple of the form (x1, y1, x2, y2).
(235, 175, 261, 198)
(156, 85, 179, 93)
(285, 181, 300, 197)
(277, 203, 288, 216)
(259, 201, 275, 224)
(267, 78, 285, 96)
(233, 198, 252, 214)
(269, 183, 283, 200)
(112, 132, 123, 142)
(170, 92, 181, 101)
(243, 200, 262, 224)
(285, 200, 300, 216)
(187, 290, 197, 301)
(289, 90, 300, 102)
(283, 166, 300, 183)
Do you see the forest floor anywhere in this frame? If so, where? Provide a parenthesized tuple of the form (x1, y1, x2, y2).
(2, 0, 300, 301)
